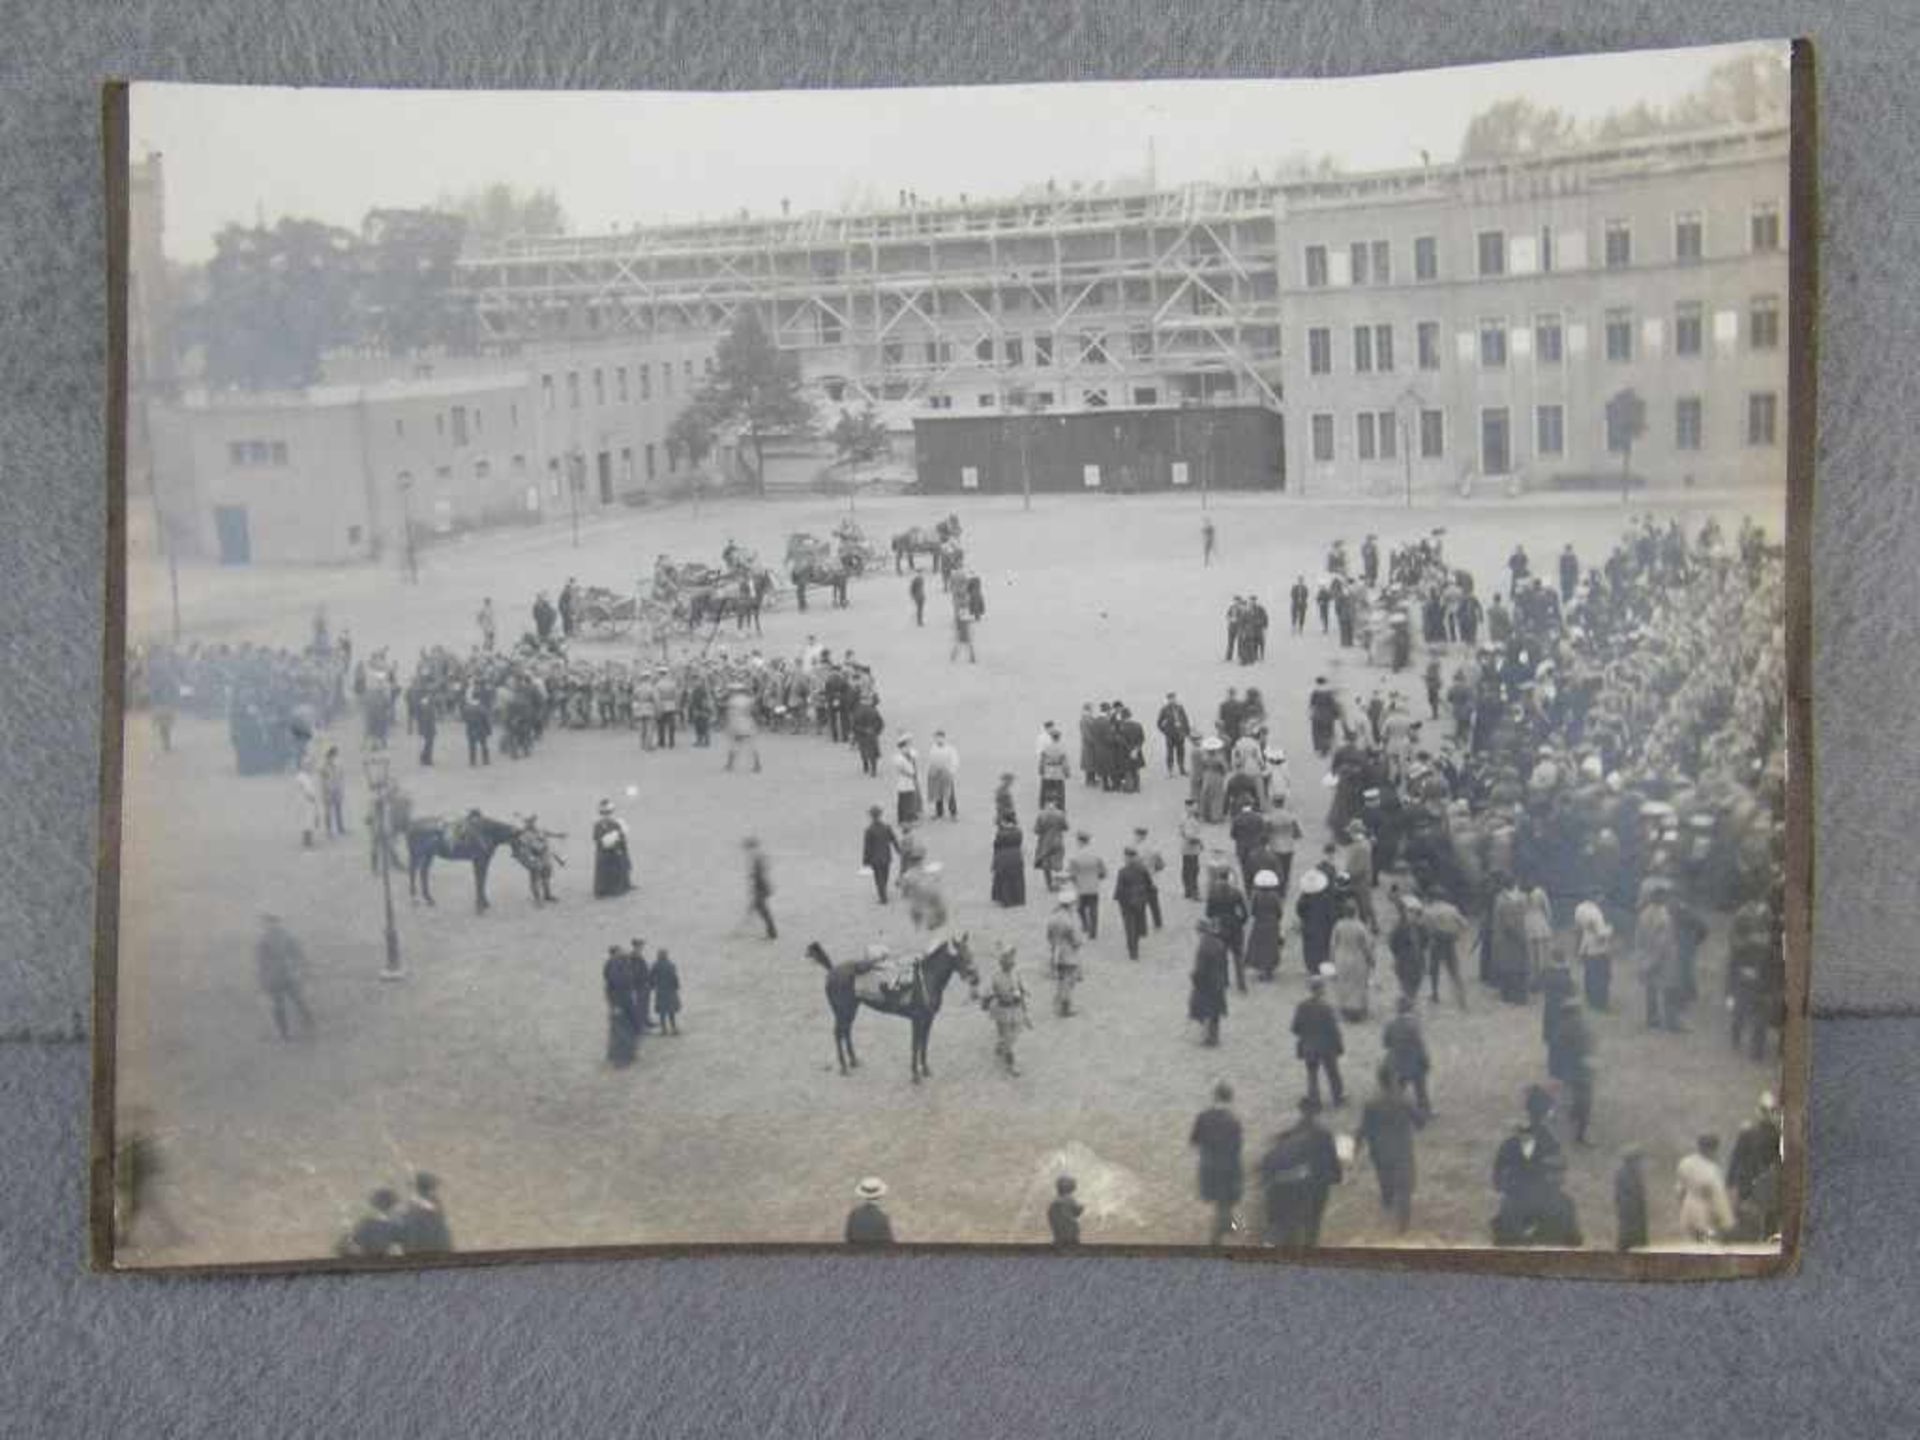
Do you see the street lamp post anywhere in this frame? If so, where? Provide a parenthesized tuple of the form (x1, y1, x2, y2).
(364, 748, 404, 981)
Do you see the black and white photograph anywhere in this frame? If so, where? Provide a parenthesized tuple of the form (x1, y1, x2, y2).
(102, 41, 1804, 1270)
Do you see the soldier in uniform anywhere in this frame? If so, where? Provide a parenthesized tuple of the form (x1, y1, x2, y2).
(1045, 892, 1084, 1017)
(981, 945, 1032, 1075)
(515, 814, 563, 905)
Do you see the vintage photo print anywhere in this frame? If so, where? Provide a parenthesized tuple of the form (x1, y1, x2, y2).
(98, 41, 1810, 1273)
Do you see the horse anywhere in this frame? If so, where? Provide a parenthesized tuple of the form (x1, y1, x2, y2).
(808, 933, 979, 1083)
(685, 585, 762, 634)
(892, 528, 944, 573)
(405, 813, 522, 912)
(790, 559, 851, 610)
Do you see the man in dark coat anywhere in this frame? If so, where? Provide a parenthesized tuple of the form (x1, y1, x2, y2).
(1558, 544, 1580, 603)
(462, 691, 492, 768)
(1188, 919, 1231, 1047)
(1289, 576, 1311, 634)
(1290, 975, 1346, 1107)
(532, 592, 557, 642)
(862, 805, 900, 903)
(1382, 994, 1432, 1118)
(603, 943, 643, 1066)
(1308, 678, 1340, 757)
(908, 572, 927, 626)
(1354, 1062, 1418, 1234)
(1047, 1176, 1084, 1249)
(1189, 1081, 1244, 1245)
(1261, 1097, 1343, 1247)
(1114, 846, 1156, 960)
(650, 950, 683, 1034)
(1295, 871, 1338, 977)
(1547, 997, 1596, 1145)
(1204, 867, 1249, 993)
(1726, 1093, 1784, 1240)
(845, 1177, 896, 1246)
(1491, 1086, 1581, 1246)
(1156, 692, 1192, 775)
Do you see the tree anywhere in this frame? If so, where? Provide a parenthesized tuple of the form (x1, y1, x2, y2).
(1606, 388, 1648, 502)
(193, 218, 360, 390)
(828, 404, 889, 506)
(358, 208, 468, 355)
(1459, 99, 1579, 160)
(666, 399, 719, 475)
(697, 311, 815, 496)
(436, 184, 567, 247)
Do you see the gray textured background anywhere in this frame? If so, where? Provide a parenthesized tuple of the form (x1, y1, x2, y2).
(3, 3, 1916, 1434)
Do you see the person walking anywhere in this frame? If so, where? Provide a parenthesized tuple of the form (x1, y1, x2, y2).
(416, 692, 437, 767)
(1188, 917, 1231, 1047)
(255, 913, 314, 1040)
(909, 572, 927, 627)
(1032, 799, 1069, 893)
(892, 735, 923, 826)
(1047, 1176, 1084, 1249)
(294, 760, 323, 849)
(1573, 891, 1614, 1010)
(723, 686, 762, 773)
(1246, 870, 1284, 982)
(844, 1177, 896, 1246)
(1037, 721, 1072, 815)
(1353, 1061, 1419, 1235)
(603, 943, 643, 1066)
(1130, 827, 1167, 931)
(1114, 846, 1155, 960)
(1421, 893, 1470, 1008)
(1330, 899, 1376, 1023)
(650, 949, 682, 1035)
(949, 606, 977, 663)
(477, 597, 496, 652)
(1046, 892, 1085, 1017)
(1295, 868, 1337, 977)
(1177, 801, 1205, 901)
(1548, 996, 1596, 1146)
(1260, 1097, 1343, 1248)
(1382, 994, 1432, 1119)
(743, 837, 777, 940)
(1201, 515, 1217, 566)
(1636, 883, 1683, 1031)
(926, 731, 960, 820)
(862, 805, 900, 904)
(1676, 1135, 1735, 1243)
(1203, 863, 1250, 993)
(1291, 972, 1346, 1109)
(319, 745, 347, 839)
(1189, 1081, 1244, 1245)
(1067, 833, 1107, 939)
(981, 945, 1032, 1075)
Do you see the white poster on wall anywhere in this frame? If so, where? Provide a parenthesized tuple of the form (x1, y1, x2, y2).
(961, 466, 980, 490)
(1170, 461, 1190, 487)
(1083, 465, 1102, 488)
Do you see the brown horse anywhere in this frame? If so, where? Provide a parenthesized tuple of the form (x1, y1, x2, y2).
(808, 934, 979, 1083)
(406, 814, 522, 912)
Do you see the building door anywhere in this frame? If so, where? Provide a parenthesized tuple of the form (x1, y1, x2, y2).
(213, 504, 250, 565)
(597, 450, 613, 504)
(1480, 408, 1512, 477)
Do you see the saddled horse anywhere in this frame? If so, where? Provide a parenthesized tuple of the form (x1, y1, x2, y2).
(685, 582, 763, 634)
(892, 527, 946, 573)
(406, 813, 523, 912)
(790, 559, 851, 610)
(808, 933, 979, 1083)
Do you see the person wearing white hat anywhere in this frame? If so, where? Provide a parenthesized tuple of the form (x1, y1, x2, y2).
(590, 799, 633, 898)
(1246, 870, 1284, 981)
(845, 1177, 896, 1246)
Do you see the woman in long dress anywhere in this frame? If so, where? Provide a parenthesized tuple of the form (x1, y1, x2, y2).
(1523, 883, 1555, 987)
(1198, 740, 1229, 824)
(990, 819, 1027, 907)
(591, 800, 633, 898)
(1245, 871, 1285, 981)
(1330, 900, 1376, 1021)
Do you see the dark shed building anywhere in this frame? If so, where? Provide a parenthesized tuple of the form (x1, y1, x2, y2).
(911, 406, 1284, 497)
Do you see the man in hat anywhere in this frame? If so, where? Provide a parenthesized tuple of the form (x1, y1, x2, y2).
(892, 734, 922, 825)
(255, 912, 314, 1040)
(1289, 575, 1311, 635)
(1290, 972, 1346, 1107)
(1382, 993, 1432, 1119)
(1177, 800, 1206, 901)
(1727, 1092, 1784, 1240)
(1041, 1174, 1086, 1250)
(1202, 514, 1217, 567)
(743, 837, 777, 940)
(1037, 721, 1072, 816)
(515, 814, 561, 905)
(1491, 1086, 1579, 1246)
(1260, 1097, 1344, 1248)
(1032, 797, 1070, 892)
(1190, 1081, 1244, 1244)
(862, 805, 901, 904)
(1614, 1146, 1650, 1252)
(1156, 692, 1193, 776)
(844, 1177, 896, 1246)
(1354, 1060, 1418, 1234)
(1046, 891, 1085, 1017)
(981, 944, 1032, 1074)
(926, 730, 961, 820)
(1308, 677, 1340, 758)
(1114, 845, 1156, 961)
(908, 571, 927, 626)
(1067, 832, 1107, 938)
(1131, 826, 1168, 931)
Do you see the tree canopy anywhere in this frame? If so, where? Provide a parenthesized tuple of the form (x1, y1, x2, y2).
(694, 311, 815, 494)
(358, 208, 469, 356)
(829, 404, 890, 472)
(193, 218, 360, 391)
(437, 184, 567, 247)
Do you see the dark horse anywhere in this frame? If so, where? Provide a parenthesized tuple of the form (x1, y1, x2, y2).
(808, 933, 979, 1083)
(790, 559, 851, 609)
(406, 814, 522, 912)
(892, 527, 945, 573)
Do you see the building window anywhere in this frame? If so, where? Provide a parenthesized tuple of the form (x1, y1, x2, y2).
(567, 372, 580, 409)
(1006, 337, 1024, 367)
(1675, 212, 1704, 263)
(1748, 392, 1779, 446)
(542, 374, 554, 411)
(640, 365, 652, 401)
(1477, 230, 1505, 278)
(616, 367, 629, 403)
(978, 393, 996, 408)
(1605, 308, 1634, 362)
(1033, 391, 1054, 409)
(1675, 302, 1704, 357)
(546, 458, 561, 498)
(1080, 331, 1110, 366)
(1751, 201, 1782, 253)
(1307, 327, 1332, 376)
(1133, 386, 1158, 406)
(1349, 242, 1370, 287)
(1034, 334, 1054, 367)
(1129, 330, 1153, 359)
(645, 443, 657, 480)
(1083, 388, 1109, 409)
(1481, 408, 1512, 476)
(1371, 240, 1391, 285)
(1417, 321, 1440, 371)
(1676, 397, 1703, 451)
(1420, 409, 1445, 459)
(975, 336, 994, 363)
(1377, 411, 1397, 460)
(1304, 245, 1329, 288)
(1749, 295, 1781, 350)
(922, 340, 941, 366)
(1536, 404, 1565, 457)
(1373, 324, 1394, 373)
(1357, 411, 1377, 460)
(1414, 236, 1438, 282)
(451, 406, 469, 447)
(1535, 313, 1564, 366)
(620, 448, 633, 486)
(593, 369, 605, 406)
(1604, 219, 1632, 269)
(1311, 413, 1335, 462)
(664, 365, 674, 398)
(1353, 326, 1374, 373)
(1479, 318, 1507, 368)
(926, 394, 953, 411)
(1539, 226, 1555, 274)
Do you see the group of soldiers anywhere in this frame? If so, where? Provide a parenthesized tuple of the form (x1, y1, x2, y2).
(130, 632, 354, 774)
